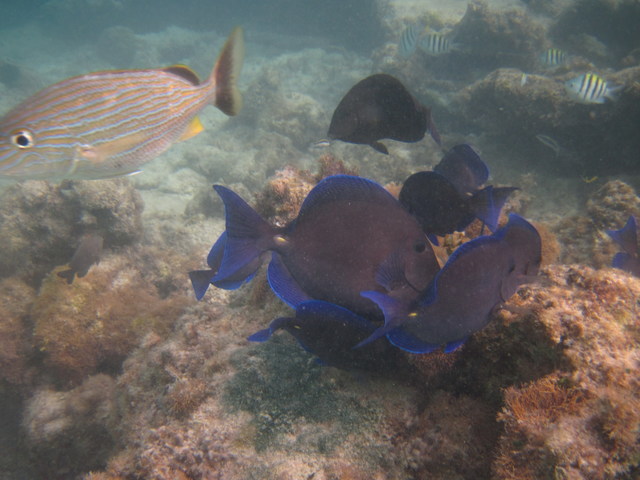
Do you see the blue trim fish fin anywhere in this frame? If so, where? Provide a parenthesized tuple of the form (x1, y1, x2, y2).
(387, 327, 440, 353)
(354, 291, 406, 348)
(471, 186, 517, 232)
(247, 317, 291, 342)
(444, 337, 467, 353)
(212, 185, 273, 283)
(267, 253, 312, 308)
(188, 269, 214, 300)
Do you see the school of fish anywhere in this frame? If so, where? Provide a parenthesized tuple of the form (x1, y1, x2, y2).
(191, 142, 542, 366)
(0, 19, 629, 369)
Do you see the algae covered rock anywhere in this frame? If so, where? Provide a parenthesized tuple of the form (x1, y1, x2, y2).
(0, 178, 143, 283)
(22, 374, 117, 478)
(493, 265, 640, 479)
(32, 251, 187, 386)
(0, 278, 36, 387)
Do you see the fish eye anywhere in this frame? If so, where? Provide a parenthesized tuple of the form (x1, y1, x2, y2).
(10, 129, 35, 149)
(413, 242, 427, 253)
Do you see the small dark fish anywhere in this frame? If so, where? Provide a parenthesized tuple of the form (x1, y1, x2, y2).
(606, 215, 640, 277)
(190, 175, 441, 318)
(433, 144, 488, 195)
(327, 74, 441, 154)
(57, 233, 104, 284)
(356, 214, 542, 352)
(248, 300, 382, 369)
(399, 171, 516, 238)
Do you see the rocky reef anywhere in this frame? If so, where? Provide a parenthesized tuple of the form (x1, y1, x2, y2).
(0, 179, 143, 284)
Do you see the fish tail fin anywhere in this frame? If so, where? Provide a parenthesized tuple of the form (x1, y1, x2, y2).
(188, 269, 215, 300)
(211, 26, 244, 116)
(605, 84, 623, 102)
(56, 269, 75, 284)
(471, 186, 518, 232)
(212, 185, 274, 285)
(354, 291, 406, 348)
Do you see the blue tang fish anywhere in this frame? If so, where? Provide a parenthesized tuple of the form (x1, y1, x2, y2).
(606, 215, 640, 277)
(190, 175, 441, 318)
(248, 300, 388, 369)
(356, 214, 542, 353)
(399, 145, 517, 241)
(433, 144, 489, 195)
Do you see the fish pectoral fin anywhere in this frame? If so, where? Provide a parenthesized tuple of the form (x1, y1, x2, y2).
(371, 141, 389, 154)
(76, 133, 147, 165)
(179, 116, 204, 141)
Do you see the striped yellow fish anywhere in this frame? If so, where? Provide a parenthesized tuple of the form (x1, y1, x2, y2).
(0, 27, 244, 180)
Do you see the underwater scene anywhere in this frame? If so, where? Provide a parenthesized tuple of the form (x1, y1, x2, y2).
(0, 0, 639, 478)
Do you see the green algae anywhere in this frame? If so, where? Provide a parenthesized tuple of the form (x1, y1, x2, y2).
(223, 335, 381, 453)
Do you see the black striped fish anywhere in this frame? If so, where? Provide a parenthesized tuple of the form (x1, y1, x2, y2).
(564, 72, 618, 104)
(418, 33, 452, 55)
(0, 27, 244, 180)
(539, 48, 567, 67)
(398, 23, 421, 58)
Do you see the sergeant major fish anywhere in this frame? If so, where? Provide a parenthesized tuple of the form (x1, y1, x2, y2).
(539, 48, 567, 67)
(419, 33, 453, 55)
(398, 23, 421, 58)
(0, 27, 244, 180)
(564, 72, 619, 104)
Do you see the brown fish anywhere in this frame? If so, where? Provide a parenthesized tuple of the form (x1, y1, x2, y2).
(328, 73, 441, 154)
(57, 233, 104, 284)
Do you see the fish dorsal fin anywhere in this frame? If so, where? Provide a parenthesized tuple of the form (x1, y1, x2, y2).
(163, 64, 201, 85)
(297, 175, 395, 221)
(179, 116, 204, 141)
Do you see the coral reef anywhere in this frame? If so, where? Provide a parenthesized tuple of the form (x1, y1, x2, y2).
(494, 265, 640, 479)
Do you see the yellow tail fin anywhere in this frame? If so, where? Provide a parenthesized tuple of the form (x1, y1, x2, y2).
(212, 26, 244, 116)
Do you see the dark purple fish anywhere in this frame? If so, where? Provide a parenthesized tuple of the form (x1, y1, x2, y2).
(606, 215, 640, 277)
(399, 171, 516, 238)
(248, 300, 387, 369)
(327, 74, 441, 154)
(57, 233, 104, 284)
(190, 175, 441, 318)
(433, 144, 488, 195)
(356, 214, 542, 353)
